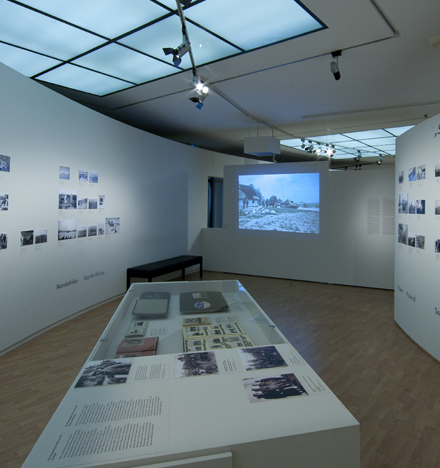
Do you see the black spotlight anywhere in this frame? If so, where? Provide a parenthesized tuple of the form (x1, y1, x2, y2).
(330, 50, 342, 81)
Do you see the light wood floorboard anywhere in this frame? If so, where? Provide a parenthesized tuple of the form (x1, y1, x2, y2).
(1, 271, 439, 468)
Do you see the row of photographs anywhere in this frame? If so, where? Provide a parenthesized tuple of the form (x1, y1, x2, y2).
(397, 223, 440, 252)
(0, 193, 105, 211)
(60, 166, 98, 183)
(0, 217, 120, 250)
(398, 195, 440, 215)
(398, 162, 440, 183)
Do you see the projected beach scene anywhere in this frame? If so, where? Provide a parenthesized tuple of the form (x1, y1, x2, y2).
(238, 173, 319, 233)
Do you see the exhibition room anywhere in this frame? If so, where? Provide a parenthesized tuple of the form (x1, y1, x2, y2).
(0, 1, 440, 467)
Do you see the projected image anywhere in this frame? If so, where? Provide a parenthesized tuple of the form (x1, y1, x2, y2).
(238, 173, 319, 233)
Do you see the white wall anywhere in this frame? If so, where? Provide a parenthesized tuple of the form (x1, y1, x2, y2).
(394, 114, 440, 361)
(0, 63, 244, 354)
(202, 162, 395, 289)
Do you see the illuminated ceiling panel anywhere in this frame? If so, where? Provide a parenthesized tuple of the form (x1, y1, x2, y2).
(0, 0, 325, 96)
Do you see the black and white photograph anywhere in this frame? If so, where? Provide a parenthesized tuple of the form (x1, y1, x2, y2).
(0, 233, 7, 250)
(34, 229, 47, 244)
(59, 189, 77, 210)
(398, 193, 408, 214)
(77, 225, 87, 238)
(398, 170, 404, 184)
(416, 165, 426, 180)
(435, 238, 440, 254)
(77, 197, 88, 209)
(416, 234, 425, 250)
(105, 217, 120, 234)
(435, 199, 440, 215)
(0, 194, 8, 211)
(238, 345, 288, 370)
(0, 154, 11, 172)
(398, 223, 408, 245)
(78, 169, 88, 182)
(408, 232, 415, 248)
(98, 195, 105, 209)
(174, 351, 219, 378)
(88, 197, 98, 209)
(88, 224, 97, 236)
(408, 200, 416, 214)
(89, 171, 98, 183)
(435, 161, 440, 178)
(59, 166, 70, 180)
(416, 200, 425, 215)
(242, 373, 308, 403)
(20, 230, 34, 246)
(408, 166, 416, 182)
(74, 359, 133, 387)
(58, 219, 76, 240)
(98, 220, 105, 235)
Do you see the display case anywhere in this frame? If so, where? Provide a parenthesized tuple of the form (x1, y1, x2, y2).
(22, 280, 360, 468)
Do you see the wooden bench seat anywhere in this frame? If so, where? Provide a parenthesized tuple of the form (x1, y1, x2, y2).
(126, 255, 203, 290)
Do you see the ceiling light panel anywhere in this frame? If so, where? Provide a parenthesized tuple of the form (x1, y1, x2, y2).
(385, 126, 414, 136)
(14, 0, 172, 38)
(37, 64, 133, 95)
(119, 15, 240, 68)
(185, 0, 324, 50)
(0, 42, 61, 76)
(342, 129, 392, 139)
(73, 44, 179, 83)
(0, 1, 105, 60)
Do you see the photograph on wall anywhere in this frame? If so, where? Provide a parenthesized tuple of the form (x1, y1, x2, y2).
(105, 217, 120, 234)
(238, 173, 320, 234)
(0, 154, 11, 172)
(89, 171, 98, 183)
(435, 161, 440, 178)
(408, 232, 415, 248)
(75, 359, 133, 387)
(78, 197, 88, 209)
(34, 229, 47, 244)
(77, 225, 87, 238)
(238, 345, 288, 370)
(0, 194, 8, 211)
(242, 373, 308, 403)
(79, 169, 88, 182)
(98, 195, 105, 209)
(408, 166, 416, 182)
(435, 238, 440, 254)
(88, 197, 98, 209)
(398, 223, 408, 245)
(59, 166, 70, 180)
(88, 224, 97, 236)
(416, 234, 425, 250)
(416, 199, 425, 215)
(408, 199, 416, 214)
(98, 220, 105, 235)
(58, 218, 76, 240)
(173, 351, 219, 378)
(416, 165, 426, 180)
(398, 193, 408, 214)
(435, 199, 440, 215)
(0, 233, 7, 250)
(59, 189, 77, 210)
(398, 170, 404, 184)
(20, 230, 34, 246)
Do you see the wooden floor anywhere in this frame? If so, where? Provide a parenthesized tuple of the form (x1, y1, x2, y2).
(1, 272, 439, 468)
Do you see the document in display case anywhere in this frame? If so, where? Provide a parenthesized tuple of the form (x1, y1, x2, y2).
(22, 280, 360, 468)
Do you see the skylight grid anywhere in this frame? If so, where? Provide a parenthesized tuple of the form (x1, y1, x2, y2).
(0, 0, 325, 96)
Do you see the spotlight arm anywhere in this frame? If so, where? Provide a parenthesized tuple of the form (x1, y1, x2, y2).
(175, 0, 197, 76)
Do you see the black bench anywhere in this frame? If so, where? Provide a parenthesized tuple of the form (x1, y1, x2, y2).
(126, 255, 203, 290)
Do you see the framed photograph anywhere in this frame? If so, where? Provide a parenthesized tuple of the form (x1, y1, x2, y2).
(88, 224, 97, 237)
(75, 359, 133, 387)
(416, 234, 425, 250)
(242, 373, 308, 403)
(435, 161, 440, 178)
(435, 199, 440, 215)
(59, 166, 70, 180)
(408, 167, 416, 182)
(398, 223, 408, 245)
(408, 200, 416, 214)
(88, 198, 98, 209)
(0, 233, 7, 250)
(35, 229, 47, 244)
(398, 193, 408, 214)
(398, 170, 404, 184)
(416, 165, 426, 180)
(98, 195, 105, 209)
(105, 217, 120, 234)
(416, 200, 425, 215)
(20, 230, 34, 246)
(77, 225, 87, 238)
(89, 171, 98, 183)
(79, 169, 88, 182)
(0, 194, 8, 211)
(58, 219, 76, 240)
(77, 197, 88, 209)
(0, 155, 11, 172)
(98, 220, 105, 235)
(59, 189, 77, 210)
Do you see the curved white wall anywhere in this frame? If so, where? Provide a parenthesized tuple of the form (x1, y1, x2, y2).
(0, 63, 244, 354)
(394, 114, 440, 361)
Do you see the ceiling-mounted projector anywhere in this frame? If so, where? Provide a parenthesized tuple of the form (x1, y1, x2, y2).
(244, 137, 280, 157)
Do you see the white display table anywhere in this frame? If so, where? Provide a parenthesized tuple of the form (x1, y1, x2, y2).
(22, 281, 360, 468)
